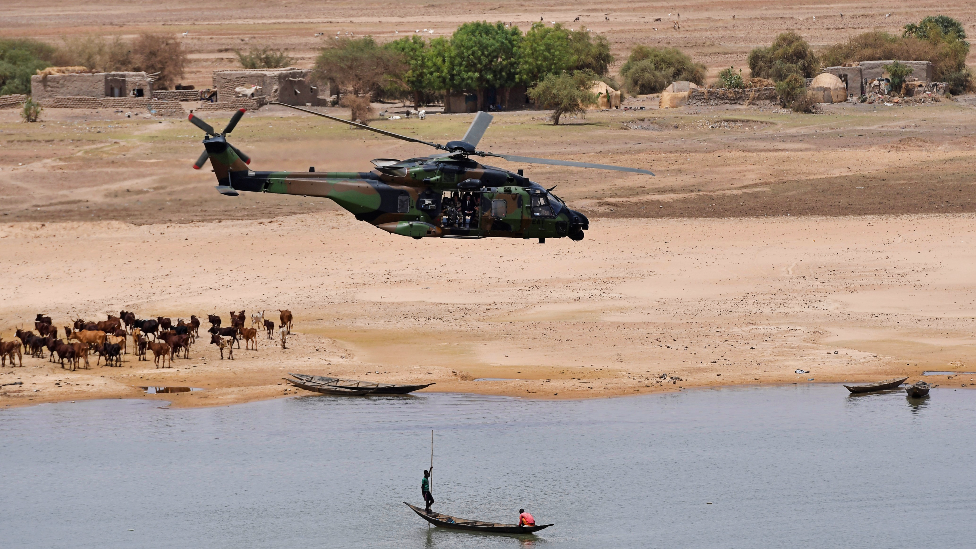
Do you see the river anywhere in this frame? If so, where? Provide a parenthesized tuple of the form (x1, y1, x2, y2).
(1, 385, 973, 548)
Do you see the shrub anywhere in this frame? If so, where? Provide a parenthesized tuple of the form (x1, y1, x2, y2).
(446, 21, 522, 106)
(748, 32, 819, 82)
(620, 46, 705, 94)
(131, 34, 187, 90)
(775, 73, 806, 107)
(236, 46, 292, 69)
(904, 15, 966, 41)
(884, 61, 914, 94)
(340, 94, 373, 125)
(527, 71, 597, 125)
(21, 96, 41, 122)
(718, 66, 744, 89)
(820, 26, 970, 94)
(52, 35, 132, 72)
(790, 92, 818, 113)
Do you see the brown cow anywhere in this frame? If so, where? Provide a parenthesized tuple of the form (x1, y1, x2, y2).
(161, 332, 191, 360)
(263, 319, 275, 339)
(240, 328, 258, 350)
(106, 334, 127, 357)
(148, 341, 171, 368)
(53, 342, 76, 370)
(69, 330, 106, 351)
(210, 333, 233, 360)
(131, 328, 142, 356)
(1, 339, 23, 367)
(69, 341, 89, 369)
(279, 310, 293, 334)
(189, 315, 201, 337)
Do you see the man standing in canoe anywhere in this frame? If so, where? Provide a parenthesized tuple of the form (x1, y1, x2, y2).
(519, 509, 535, 527)
(422, 469, 434, 512)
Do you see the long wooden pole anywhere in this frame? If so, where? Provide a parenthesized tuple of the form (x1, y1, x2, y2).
(430, 429, 434, 491)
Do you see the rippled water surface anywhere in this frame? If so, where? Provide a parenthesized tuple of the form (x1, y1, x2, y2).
(2, 385, 974, 548)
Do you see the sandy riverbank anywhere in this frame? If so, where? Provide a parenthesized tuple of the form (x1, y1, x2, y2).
(2, 212, 975, 409)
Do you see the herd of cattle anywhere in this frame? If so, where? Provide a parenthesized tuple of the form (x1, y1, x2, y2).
(0, 309, 294, 371)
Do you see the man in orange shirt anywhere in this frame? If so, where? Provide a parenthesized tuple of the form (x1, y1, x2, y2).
(518, 509, 535, 527)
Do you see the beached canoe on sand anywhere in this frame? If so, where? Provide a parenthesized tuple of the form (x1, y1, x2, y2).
(844, 377, 908, 394)
(285, 373, 433, 395)
(404, 502, 553, 534)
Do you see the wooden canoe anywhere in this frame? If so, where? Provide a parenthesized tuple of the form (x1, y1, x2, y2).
(286, 373, 434, 395)
(906, 381, 931, 398)
(844, 377, 909, 394)
(404, 502, 552, 534)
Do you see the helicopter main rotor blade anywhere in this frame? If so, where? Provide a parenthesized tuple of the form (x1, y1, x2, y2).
(461, 111, 493, 148)
(484, 153, 654, 176)
(188, 114, 215, 136)
(192, 150, 210, 170)
(269, 102, 446, 151)
(222, 108, 246, 135)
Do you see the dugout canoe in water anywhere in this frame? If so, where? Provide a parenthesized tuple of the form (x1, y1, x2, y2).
(286, 373, 434, 395)
(404, 502, 552, 534)
(844, 377, 909, 394)
(906, 381, 931, 398)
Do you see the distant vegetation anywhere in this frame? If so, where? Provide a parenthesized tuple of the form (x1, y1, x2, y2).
(0, 38, 55, 95)
(527, 71, 597, 124)
(775, 74, 816, 113)
(47, 33, 188, 90)
(619, 46, 705, 95)
(21, 96, 41, 121)
(51, 35, 132, 72)
(315, 22, 612, 109)
(747, 32, 820, 83)
(236, 46, 293, 69)
(820, 15, 971, 94)
(718, 66, 744, 89)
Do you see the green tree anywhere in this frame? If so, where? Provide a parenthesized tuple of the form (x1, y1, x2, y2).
(619, 46, 705, 94)
(385, 35, 448, 107)
(567, 26, 613, 76)
(517, 22, 571, 86)
(0, 38, 55, 95)
(528, 71, 596, 124)
(131, 34, 187, 90)
(236, 46, 293, 69)
(747, 32, 819, 82)
(314, 36, 406, 100)
(446, 21, 522, 109)
(904, 15, 966, 41)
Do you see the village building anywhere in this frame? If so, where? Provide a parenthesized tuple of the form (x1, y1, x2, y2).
(822, 61, 933, 97)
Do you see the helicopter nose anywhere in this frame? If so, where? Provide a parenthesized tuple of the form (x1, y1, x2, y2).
(568, 210, 588, 241)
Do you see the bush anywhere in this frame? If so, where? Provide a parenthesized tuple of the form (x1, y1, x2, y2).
(775, 74, 806, 107)
(52, 35, 132, 72)
(718, 66, 744, 89)
(748, 32, 819, 82)
(567, 27, 613, 76)
(340, 94, 373, 125)
(884, 61, 914, 94)
(904, 15, 966, 41)
(790, 92, 818, 113)
(236, 46, 292, 69)
(21, 96, 41, 122)
(0, 38, 55, 95)
(527, 71, 597, 125)
(820, 26, 970, 94)
(620, 46, 705, 94)
(131, 34, 187, 90)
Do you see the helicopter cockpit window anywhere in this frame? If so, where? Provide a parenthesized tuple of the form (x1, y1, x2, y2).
(531, 195, 554, 217)
(397, 194, 411, 214)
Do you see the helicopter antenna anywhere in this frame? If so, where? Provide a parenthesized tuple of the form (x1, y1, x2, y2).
(269, 102, 446, 151)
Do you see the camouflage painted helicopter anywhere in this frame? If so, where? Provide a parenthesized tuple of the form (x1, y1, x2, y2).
(189, 103, 653, 242)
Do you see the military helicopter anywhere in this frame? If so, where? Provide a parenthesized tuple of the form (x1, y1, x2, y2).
(189, 103, 653, 242)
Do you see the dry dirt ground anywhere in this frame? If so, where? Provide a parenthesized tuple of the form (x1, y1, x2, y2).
(2, 1, 976, 408)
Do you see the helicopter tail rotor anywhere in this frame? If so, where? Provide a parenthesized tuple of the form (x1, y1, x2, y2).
(188, 110, 251, 172)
